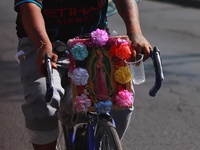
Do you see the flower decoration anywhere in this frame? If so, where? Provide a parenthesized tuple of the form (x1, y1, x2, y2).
(115, 38, 129, 45)
(68, 29, 135, 107)
(70, 43, 88, 61)
(73, 94, 91, 113)
(90, 28, 109, 47)
(117, 85, 124, 91)
(109, 45, 118, 57)
(114, 66, 131, 84)
(109, 43, 131, 60)
(95, 100, 113, 114)
(115, 44, 131, 60)
(69, 67, 89, 86)
(108, 37, 130, 46)
(115, 90, 134, 107)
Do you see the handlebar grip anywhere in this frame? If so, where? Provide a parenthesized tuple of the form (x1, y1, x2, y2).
(45, 53, 54, 102)
(149, 47, 164, 97)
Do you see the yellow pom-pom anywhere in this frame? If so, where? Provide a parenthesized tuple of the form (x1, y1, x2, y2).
(114, 66, 131, 84)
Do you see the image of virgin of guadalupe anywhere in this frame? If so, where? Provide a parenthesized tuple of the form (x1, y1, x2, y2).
(91, 48, 114, 101)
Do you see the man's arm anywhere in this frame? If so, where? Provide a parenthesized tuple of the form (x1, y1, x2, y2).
(114, 0, 151, 60)
(19, 3, 57, 75)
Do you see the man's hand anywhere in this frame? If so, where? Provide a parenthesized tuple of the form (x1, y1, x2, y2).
(129, 33, 152, 61)
(114, 0, 152, 61)
(36, 46, 58, 76)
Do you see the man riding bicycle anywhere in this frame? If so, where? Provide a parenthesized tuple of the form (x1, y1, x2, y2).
(14, 0, 151, 149)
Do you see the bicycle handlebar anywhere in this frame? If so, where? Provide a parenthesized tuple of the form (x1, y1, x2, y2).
(45, 53, 54, 103)
(149, 47, 164, 97)
(44, 47, 164, 103)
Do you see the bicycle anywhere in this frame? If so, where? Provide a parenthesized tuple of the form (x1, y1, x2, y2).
(45, 35, 164, 150)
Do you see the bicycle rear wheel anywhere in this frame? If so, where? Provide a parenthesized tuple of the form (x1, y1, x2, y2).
(95, 119, 122, 150)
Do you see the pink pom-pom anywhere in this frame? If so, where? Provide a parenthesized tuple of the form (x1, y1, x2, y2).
(115, 90, 134, 107)
(115, 38, 129, 45)
(90, 28, 109, 47)
(73, 94, 91, 113)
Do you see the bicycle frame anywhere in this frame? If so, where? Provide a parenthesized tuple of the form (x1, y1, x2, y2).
(65, 101, 117, 150)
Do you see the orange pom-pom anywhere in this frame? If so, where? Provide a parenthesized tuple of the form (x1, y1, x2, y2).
(115, 44, 131, 60)
(109, 45, 118, 57)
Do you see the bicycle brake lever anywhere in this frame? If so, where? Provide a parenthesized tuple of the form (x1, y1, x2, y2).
(45, 53, 54, 102)
(149, 47, 164, 97)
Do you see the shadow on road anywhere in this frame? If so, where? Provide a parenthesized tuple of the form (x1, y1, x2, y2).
(0, 60, 23, 102)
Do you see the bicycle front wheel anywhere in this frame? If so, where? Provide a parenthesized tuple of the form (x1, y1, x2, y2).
(95, 119, 122, 150)
(56, 123, 74, 150)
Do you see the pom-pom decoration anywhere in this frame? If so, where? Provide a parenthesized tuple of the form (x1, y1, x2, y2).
(115, 38, 130, 45)
(115, 44, 131, 60)
(95, 100, 113, 114)
(90, 28, 109, 47)
(69, 67, 89, 86)
(67, 29, 134, 107)
(114, 66, 131, 84)
(70, 43, 88, 61)
(108, 37, 130, 46)
(109, 43, 131, 60)
(115, 90, 134, 107)
(109, 45, 118, 57)
(73, 94, 91, 113)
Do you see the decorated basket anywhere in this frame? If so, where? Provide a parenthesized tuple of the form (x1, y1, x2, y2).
(67, 29, 135, 112)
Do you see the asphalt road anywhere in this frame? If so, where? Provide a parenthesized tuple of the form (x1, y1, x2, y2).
(1, 0, 200, 150)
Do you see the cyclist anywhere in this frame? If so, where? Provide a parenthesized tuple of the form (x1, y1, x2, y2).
(14, 0, 151, 149)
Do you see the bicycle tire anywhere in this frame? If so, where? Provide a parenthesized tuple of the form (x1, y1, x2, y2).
(56, 123, 73, 150)
(56, 124, 67, 150)
(95, 119, 122, 150)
